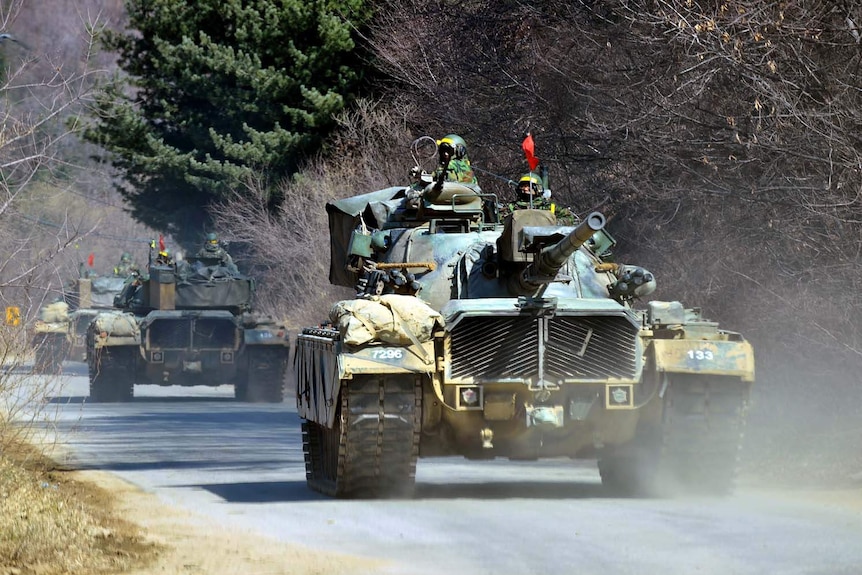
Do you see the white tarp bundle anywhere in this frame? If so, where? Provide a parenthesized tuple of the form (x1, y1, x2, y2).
(330, 294, 444, 346)
(39, 301, 69, 323)
(91, 311, 139, 337)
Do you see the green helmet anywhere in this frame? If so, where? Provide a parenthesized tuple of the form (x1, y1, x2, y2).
(204, 232, 220, 253)
(437, 134, 467, 159)
(518, 172, 543, 198)
(120, 252, 132, 263)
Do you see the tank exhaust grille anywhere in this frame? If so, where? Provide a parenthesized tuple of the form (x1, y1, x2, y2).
(148, 317, 239, 350)
(448, 315, 638, 383)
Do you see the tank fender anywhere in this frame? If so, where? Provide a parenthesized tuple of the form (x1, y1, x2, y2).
(646, 339, 754, 382)
(243, 327, 289, 345)
(295, 336, 436, 428)
(337, 341, 436, 378)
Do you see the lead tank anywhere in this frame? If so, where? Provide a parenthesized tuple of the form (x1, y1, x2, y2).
(87, 256, 290, 402)
(295, 150, 755, 498)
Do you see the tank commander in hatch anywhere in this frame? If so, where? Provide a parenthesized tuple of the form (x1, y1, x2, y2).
(433, 134, 478, 185)
(113, 252, 138, 277)
(507, 172, 576, 225)
(196, 232, 238, 273)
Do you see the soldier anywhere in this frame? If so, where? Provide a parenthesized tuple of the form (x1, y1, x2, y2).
(433, 134, 478, 184)
(113, 252, 138, 277)
(196, 232, 238, 272)
(154, 249, 173, 266)
(507, 172, 576, 225)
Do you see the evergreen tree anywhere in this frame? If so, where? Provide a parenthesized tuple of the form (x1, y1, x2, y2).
(84, 0, 373, 241)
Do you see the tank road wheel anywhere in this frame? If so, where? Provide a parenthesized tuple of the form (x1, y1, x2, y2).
(241, 347, 288, 403)
(88, 346, 136, 403)
(303, 375, 422, 499)
(599, 375, 749, 497)
(33, 334, 65, 374)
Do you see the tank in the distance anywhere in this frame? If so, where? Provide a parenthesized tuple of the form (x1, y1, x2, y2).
(87, 249, 290, 403)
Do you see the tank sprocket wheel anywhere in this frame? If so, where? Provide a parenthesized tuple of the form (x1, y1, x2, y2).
(88, 346, 135, 403)
(599, 375, 749, 497)
(303, 374, 422, 498)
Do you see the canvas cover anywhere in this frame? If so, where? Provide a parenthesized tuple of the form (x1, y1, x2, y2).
(92, 311, 139, 337)
(330, 294, 444, 346)
(39, 301, 69, 323)
(90, 276, 126, 308)
(326, 187, 408, 288)
(174, 279, 253, 310)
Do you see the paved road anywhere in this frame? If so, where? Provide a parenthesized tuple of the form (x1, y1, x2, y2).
(29, 365, 862, 575)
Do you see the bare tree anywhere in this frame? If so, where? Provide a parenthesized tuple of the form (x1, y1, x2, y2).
(212, 100, 420, 325)
(0, 2, 143, 450)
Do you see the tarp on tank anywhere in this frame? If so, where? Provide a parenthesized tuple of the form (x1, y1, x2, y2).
(330, 294, 444, 346)
(174, 280, 253, 310)
(90, 277, 127, 308)
(326, 187, 408, 288)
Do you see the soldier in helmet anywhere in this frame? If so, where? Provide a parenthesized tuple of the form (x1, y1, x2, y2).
(196, 232, 238, 272)
(508, 172, 576, 225)
(154, 249, 173, 266)
(433, 134, 478, 184)
(113, 252, 138, 277)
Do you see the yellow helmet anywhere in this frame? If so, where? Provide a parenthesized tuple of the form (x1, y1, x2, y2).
(518, 172, 543, 196)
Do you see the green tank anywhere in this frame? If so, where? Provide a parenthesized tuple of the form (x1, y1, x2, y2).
(86, 256, 289, 402)
(294, 147, 755, 498)
(30, 276, 127, 374)
(30, 300, 70, 374)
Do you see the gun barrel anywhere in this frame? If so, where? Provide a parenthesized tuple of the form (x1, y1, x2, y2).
(534, 212, 606, 278)
(511, 211, 607, 296)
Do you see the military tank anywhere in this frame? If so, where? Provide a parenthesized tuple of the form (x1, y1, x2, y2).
(30, 300, 71, 374)
(86, 254, 290, 402)
(30, 275, 127, 374)
(294, 142, 755, 498)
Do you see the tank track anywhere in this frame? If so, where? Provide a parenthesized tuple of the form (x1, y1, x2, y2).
(303, 374, 422, 498)
(236, 347, 286, 403)
(33, 334, 66, 375)
(88, 346, 135, 403)
(661, 375, 749, 494)
(599, 374, 749, 496)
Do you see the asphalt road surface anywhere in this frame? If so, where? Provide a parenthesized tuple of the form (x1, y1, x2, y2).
(23, 364, 862, 575)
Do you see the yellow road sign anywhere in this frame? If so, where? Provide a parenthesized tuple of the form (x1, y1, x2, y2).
(5, 306, 21, 326)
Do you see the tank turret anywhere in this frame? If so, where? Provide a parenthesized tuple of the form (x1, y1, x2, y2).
(503, 211, 606, 296)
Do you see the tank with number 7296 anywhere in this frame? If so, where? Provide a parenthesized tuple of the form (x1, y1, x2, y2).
(294, 138, 755, 498)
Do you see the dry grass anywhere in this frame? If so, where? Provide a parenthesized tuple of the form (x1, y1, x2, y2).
(0, 441, 159, 575)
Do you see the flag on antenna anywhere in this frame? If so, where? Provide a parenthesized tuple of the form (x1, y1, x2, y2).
(158, 235, 165, 251)
(522, 133, 540, 171)
(87, 253, 95, 267)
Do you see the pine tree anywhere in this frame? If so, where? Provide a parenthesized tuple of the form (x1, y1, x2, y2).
(85, 0, 373, 241)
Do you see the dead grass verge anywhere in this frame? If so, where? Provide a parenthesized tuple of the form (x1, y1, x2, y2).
(0, 440, 159, 575)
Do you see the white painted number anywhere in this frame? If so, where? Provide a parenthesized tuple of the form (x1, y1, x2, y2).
(372, 348, 404, 359)
(687, 349, 715, 361)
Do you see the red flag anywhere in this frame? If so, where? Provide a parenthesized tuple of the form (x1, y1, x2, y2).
(158, 235, 166, 251)
(522, 133, 540, 171)
(87, 252, 95, 267)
